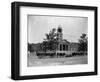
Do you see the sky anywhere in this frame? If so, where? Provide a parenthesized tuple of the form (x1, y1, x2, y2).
(28, 15, 88, 43)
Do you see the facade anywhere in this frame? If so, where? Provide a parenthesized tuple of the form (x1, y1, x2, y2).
(55, 26, 79, 56)
(56, 40, 79, 56)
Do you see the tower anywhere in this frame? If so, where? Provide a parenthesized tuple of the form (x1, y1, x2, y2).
(57, 25, 63, 42)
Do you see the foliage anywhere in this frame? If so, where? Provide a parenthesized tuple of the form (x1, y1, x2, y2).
(28, 43, 33, 52)
(78, 33, 88, 51)
(40, 28, 58, 52)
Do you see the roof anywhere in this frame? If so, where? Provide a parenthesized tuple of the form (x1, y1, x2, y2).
(70, 42, 79, 47)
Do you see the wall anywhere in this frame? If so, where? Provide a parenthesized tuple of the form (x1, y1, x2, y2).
(0, 0, 99, 82)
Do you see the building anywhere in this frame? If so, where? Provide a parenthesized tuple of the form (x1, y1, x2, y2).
(31, 26, 79, 57)
(55, 26, 79, 56)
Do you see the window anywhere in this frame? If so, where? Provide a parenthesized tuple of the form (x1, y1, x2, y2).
(63, 45, 65, 51)
(66, 45, 68, 51)
(60, 44, 62, 51)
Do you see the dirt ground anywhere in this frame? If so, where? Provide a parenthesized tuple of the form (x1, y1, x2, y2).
(27, 52, 88, 67)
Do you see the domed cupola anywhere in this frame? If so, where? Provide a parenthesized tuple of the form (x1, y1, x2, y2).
(58, 25, 62, 33)
(57, 25, 63, 42)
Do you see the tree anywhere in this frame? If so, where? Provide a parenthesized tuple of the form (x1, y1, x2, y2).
(40, 41, 49, 52)
(28, 43, 33, 52)
(78, 33, 88, 52)
(41, 28, 58, 52)
(45, 28, 56, 41)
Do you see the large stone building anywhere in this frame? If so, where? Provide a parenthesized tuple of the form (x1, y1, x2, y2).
(30, 26, 79, 57)
(55, 26, 79, 56)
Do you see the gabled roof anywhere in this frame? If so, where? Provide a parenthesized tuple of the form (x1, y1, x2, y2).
(59, 39, 70, 45)
(59, 39, 79, 47)
(70, 42, 79, 47)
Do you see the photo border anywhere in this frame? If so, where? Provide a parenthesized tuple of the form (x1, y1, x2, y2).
(11, 1, 98, 80)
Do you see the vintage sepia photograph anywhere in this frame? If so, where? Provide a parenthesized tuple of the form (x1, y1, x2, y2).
(27, 15, 88, 67)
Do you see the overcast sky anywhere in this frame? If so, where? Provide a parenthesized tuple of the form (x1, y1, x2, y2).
(28, 15, 88, 43)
